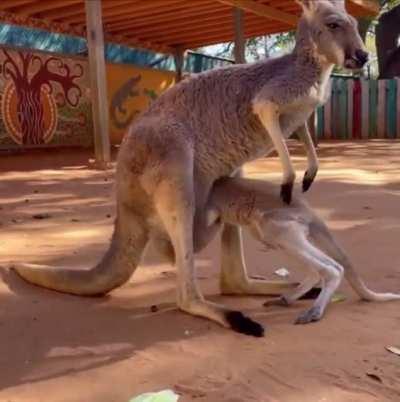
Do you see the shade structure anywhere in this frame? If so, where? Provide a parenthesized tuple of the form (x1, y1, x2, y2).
(0, 0, 379, 166)
(0, 0, 379, 54)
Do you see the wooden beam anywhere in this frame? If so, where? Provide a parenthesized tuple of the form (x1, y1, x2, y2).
(347, 0, 380, 15)
(85, 0, 110, 168)
(216, 0, 297, 26)
(14, 0, 82, 16)
(66, 0, 185, 24)
(184, 25, 285, 49)
(0, 0, 36, 10)
(41, 3, 84, 20)
(42, 0, 132, 20)
(0, 9, 172, 54)
(233, 7, 245, 63)
(106, 3, 226, 32)
(110, 9, 232, 37)
(163, 21, 285, 47)
(144, 17, 283, 44)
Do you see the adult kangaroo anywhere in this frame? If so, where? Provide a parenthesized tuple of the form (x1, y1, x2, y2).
(12, 0, 368, 336)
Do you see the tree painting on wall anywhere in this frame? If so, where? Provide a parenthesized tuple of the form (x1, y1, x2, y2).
(0, 49, 83, 145)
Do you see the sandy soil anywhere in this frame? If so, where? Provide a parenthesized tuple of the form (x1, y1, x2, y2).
(0, 141, 400, 402)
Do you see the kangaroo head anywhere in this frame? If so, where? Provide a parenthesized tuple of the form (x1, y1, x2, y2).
(296, 0, 368, 69)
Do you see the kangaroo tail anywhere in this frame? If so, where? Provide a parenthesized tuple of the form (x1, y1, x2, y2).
(11, 217, 148, 296)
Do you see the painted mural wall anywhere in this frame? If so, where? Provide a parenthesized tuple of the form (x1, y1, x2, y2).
(0, 45, 175, 149)
(0, 46, 92, 148)
(107, 62, 175, 144)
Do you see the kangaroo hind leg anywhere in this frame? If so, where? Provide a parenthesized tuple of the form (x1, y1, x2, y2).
(220, 224, 298, 296)
(256, 217, 343, 323)
(152, 157, 264, 337)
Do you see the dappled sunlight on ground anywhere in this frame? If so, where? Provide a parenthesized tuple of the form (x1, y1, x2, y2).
(0, 142, 400, 402)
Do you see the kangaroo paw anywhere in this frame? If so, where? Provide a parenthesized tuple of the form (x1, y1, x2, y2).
(295, 306, 323, 325)
(280, 182, 293, 204)
(302, 170, 317, 193)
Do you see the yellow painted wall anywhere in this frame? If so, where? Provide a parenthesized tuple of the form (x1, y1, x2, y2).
(106, 63, 175, 144)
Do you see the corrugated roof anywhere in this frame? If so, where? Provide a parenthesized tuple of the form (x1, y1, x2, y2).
(0, 0, 379, 54)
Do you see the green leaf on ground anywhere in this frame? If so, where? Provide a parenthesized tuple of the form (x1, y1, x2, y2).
(129, 390, 179, 402)
(331, 293, 346, 303)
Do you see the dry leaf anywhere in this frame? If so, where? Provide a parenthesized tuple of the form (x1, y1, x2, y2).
(386, 346, 400, 356)
(366, 373, 382, 383)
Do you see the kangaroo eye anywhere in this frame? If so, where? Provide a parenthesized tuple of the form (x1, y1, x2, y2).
(327, 22, 340, 29)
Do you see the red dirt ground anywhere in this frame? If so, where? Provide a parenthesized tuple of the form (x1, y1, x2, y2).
(0, 141, 400, 402)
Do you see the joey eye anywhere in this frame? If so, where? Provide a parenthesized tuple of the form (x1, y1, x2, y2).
(326, 22, 340, 29)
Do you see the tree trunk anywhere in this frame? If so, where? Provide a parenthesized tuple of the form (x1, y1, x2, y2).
(376, 5, 400, 79)
(17, 87, 45, 145)
(357, 17, 372, 42)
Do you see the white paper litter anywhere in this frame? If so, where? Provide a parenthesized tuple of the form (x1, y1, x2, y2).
(274, 268, 290, 277)
(386, 346, 400, 356)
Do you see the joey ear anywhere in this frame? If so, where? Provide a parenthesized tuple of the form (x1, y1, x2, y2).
(296, 0, 345, 13)
(295, 0, 318, 18)
(295, 0, 316, 12)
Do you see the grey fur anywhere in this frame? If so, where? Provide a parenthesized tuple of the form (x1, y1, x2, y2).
(209, 177, 400, 323)
(11, 0, 368, 335)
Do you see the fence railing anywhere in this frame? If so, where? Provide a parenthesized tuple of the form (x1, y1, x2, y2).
(316, 77, 400, 139)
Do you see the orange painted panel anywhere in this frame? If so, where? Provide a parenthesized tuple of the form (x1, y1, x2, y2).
(106, 63, 176, 144)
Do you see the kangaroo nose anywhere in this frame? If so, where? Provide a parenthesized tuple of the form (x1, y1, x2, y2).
(355, 49, 368, 67)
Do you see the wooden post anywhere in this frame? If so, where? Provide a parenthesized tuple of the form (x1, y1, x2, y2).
(85, 0, 111, 168)
(377, 80, 386, 138)
(369, 79, 378, 138)
(317, 106, 324, 139)
(174, 48, 184, 82)
(397, 78, 400, 139)
(324, 80, 332, 139)
(386, 79, 397, 139)
(332, 79, 340, 138)
(361, 79, 369, 139)
(353, 79, 362, 139)
(347, 79, 354, 139)
(338, 79, 348, 139)
(233, 7, 245, 64)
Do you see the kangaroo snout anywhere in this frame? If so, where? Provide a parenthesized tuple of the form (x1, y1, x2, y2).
(355, 49, 369, 66)
(345, 49, 369, 69)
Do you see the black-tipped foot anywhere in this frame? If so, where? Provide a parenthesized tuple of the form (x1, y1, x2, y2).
(302, 175, 313, 193)
(280, 182, 293, 205)
(225, 311, 265, 337)
(302, 171, 316, 193)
